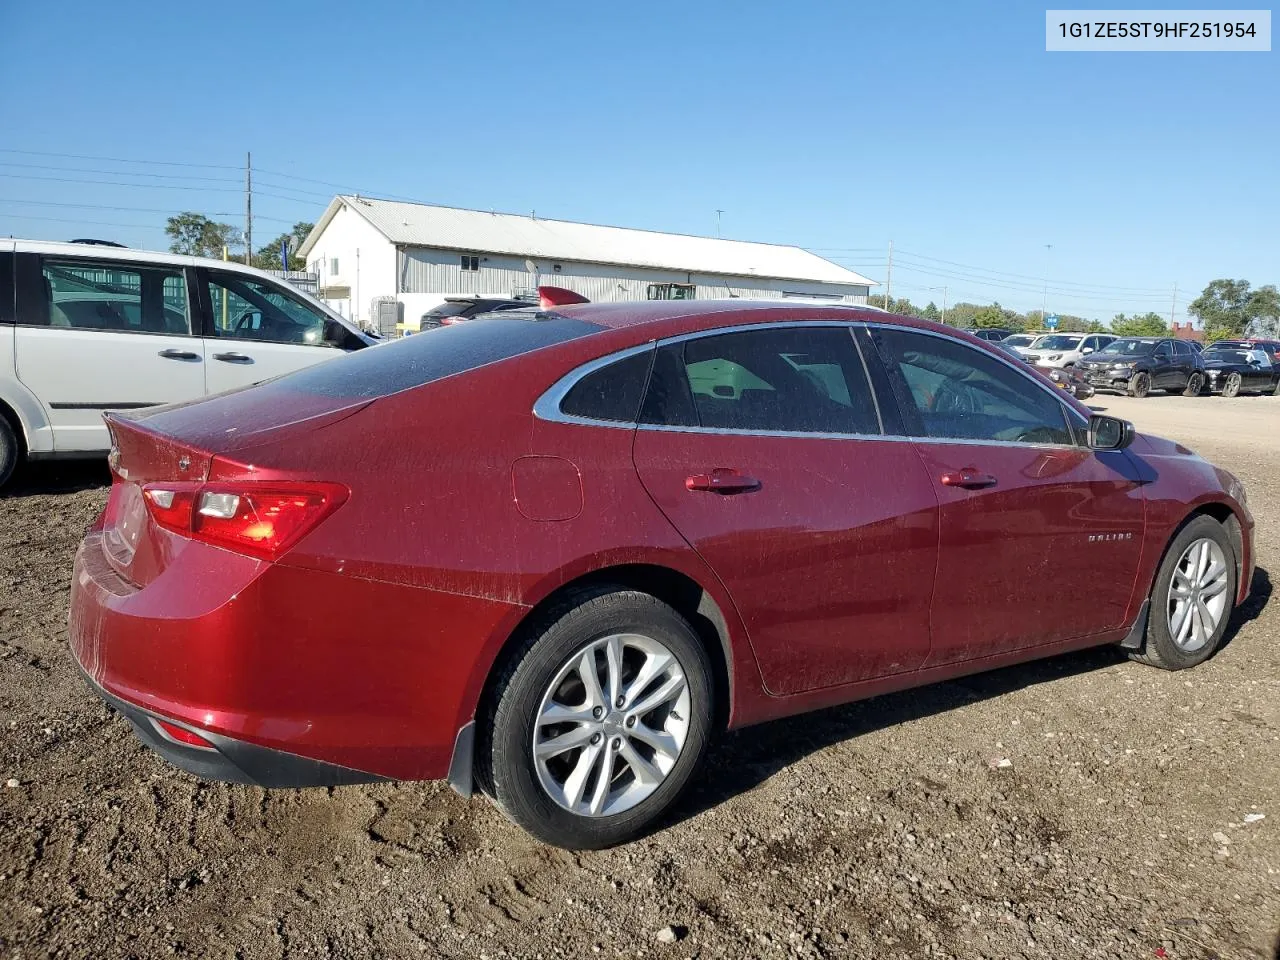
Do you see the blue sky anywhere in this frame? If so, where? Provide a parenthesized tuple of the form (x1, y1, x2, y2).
(0, 0, 1275, 322)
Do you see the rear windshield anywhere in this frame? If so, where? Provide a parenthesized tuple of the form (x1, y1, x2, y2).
(263, 313, 601, 398)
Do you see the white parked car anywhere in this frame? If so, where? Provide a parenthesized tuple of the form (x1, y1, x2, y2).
(999, 333, 1039, 354)
(1023, 333, 1115, 370)
(0, 239, 375, 486)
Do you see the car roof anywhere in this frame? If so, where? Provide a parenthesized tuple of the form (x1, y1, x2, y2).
(10, 238, 294, 284)
(551, 299, 993, 344)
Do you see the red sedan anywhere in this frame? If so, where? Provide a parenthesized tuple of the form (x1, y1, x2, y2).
(69, 302, 1254, 849)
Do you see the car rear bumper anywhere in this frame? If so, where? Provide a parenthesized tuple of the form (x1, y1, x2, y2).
(69, 532, 525, 785)
(78, 664, 385, 787)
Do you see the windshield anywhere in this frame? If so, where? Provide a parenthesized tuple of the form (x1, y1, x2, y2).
(1098, 339, 1155, 356)
(1032, 335, 1083, 351)
(1002, 335, 1033, 346)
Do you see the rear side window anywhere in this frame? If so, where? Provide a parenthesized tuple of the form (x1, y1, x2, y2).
(560, 349, 653, 422)
(641, 326, 881, 435)
(39, 259, 190, 334)
(0, 252, 13, 324)
(268, 313, 602, 398)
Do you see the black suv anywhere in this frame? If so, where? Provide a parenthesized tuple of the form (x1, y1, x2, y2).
(418, 297, 535, 331)
(1079, 337, 1205, 398)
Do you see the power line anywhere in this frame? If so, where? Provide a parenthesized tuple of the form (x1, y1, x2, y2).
(894, 247, 1176, 294)
(0, 161, 242, 184)
(0, 172, 243, 193)
(0, 198, 296, 224)
(0, 148, 241, 170)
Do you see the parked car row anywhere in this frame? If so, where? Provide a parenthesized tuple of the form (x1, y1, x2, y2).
(978, 327, 1280, 399)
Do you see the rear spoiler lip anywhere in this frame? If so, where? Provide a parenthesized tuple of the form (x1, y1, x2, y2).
(537, 285, 590, 308)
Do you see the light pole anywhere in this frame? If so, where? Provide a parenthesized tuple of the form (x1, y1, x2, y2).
(929, 286, 948, 325)
(1041, 243, 1053, 326)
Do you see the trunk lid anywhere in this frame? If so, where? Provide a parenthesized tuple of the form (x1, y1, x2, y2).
(100, 388, 372, 588)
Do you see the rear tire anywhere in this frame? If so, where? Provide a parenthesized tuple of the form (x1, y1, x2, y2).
(1130, 515, 1236, 671)
(479, 587, 714, 849)
(1222, 372, 1242, 398)
(1128, 372, 1151, 398)
(1182, 373, 1204, 397)
(0, 417, 19, 490)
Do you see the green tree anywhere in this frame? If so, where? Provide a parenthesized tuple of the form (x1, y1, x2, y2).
(1248, 285, 1280, 337)
(1186, 279, 1280, 342)
(253, 221, 315, 271)
(1110, 312, 1168, 337)
(944, 302, 983, 328)
(972, 303, 1012, 329)
(165, 212, 240, 259)
(920, 301, 940, 322)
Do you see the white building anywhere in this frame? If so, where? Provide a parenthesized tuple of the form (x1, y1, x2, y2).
(298, 196, 873, 330)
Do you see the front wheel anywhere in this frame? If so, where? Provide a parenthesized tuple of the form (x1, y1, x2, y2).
(480, 588, 714, 849)
(1222, 372, 1242, 398)
(1182, 372, 1205, 397)
(1128, 372, 1151, 398)
(1131, 515, 1236, 670)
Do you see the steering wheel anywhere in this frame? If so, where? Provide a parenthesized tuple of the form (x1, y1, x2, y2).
(1012, 425, 1063, 444)
(232, 310, 258, 334)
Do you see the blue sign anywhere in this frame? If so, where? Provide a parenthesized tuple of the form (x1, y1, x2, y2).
(1044, 314, 1059, 330)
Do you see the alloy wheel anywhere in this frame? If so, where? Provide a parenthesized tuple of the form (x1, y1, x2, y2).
(1167, 538, 1231, 653)
(533, 634, 690, 818)
(1223, 372, 1242, 398)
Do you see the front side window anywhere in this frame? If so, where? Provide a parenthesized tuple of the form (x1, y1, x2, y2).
(641, 326, 880, 435)
(872, 328, 1075, 446)
(205, 270, 330, 345)
(40, 259, 190, 334)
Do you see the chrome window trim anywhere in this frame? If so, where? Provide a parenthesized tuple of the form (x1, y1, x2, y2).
(532, 318, 1089, 446)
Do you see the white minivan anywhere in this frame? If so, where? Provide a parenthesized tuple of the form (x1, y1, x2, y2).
(0, 239, 375, 486)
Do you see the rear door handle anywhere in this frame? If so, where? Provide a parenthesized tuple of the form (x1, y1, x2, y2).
(686, 469, 762, 495)
(940, 467, 998, 490)
(157, 348, 200, 361)
(213, 352, 253, 364)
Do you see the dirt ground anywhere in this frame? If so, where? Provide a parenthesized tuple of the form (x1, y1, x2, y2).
(2, 394, 1278, 960)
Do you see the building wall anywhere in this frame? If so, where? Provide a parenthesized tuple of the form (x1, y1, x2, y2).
(302, 205, 398, 324)
(396, 247, 869, 322)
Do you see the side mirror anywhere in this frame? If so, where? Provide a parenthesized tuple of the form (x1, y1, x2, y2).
(1081, 346, 1093, 354)
(1089, 414, 1136, 451)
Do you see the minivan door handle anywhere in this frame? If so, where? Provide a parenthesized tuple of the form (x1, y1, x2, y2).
(940, 468, 998, 490)
(157, 348, 200, 361)
(213, 352, 253, 364)
(686, 469, 762, 495)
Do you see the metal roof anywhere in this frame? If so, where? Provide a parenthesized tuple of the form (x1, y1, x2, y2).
(299, 196, 874, 287)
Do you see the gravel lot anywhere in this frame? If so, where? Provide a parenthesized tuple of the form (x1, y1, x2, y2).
(2, 395, 1277, 960)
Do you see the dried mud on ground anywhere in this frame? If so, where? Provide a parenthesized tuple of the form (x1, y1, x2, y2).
(2, 396, 1278, 959)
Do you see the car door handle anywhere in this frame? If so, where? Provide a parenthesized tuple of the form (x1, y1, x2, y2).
(685, 469, 762, 495)
(157, 349, 200, 361)
(212, 352, 254, 364)
(940, 468, 998, 490)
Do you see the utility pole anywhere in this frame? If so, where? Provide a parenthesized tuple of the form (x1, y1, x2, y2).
(1169, 281, 1178, 328)
(715, 209, 724, 238)
(884, 240, 893, 310)
(244, 152, 253, 266)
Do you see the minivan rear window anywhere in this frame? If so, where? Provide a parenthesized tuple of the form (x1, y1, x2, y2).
(265, 312, 602, 398)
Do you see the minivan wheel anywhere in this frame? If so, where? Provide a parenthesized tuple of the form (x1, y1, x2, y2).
(1128, 372, 1151, 398)
(1182, 372, 1205, 397)
(1131, 515, 1236, 671)
(0, 417, 19, 490)
(480, 588, 713, 849)
(1222, 372, 1242, 398)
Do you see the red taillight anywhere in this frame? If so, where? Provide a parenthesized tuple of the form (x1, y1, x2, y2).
(142, 481, 347, 560)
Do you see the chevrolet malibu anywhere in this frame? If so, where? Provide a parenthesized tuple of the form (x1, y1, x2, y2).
(69, 302, 1255, 849)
